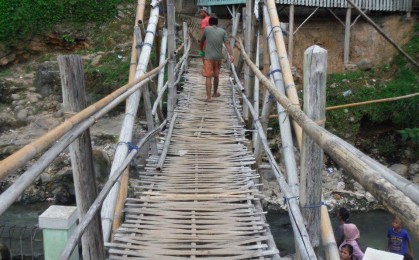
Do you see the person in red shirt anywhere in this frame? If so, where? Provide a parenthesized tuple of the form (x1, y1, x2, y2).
(198, 7, 210, 63)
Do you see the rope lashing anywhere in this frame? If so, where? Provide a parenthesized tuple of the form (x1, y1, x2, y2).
(283, 195, 299, 205)
(136, 42, 153, 49)
(268, 68, 281, 76)
(267, 25, 281, 40)
(145, 30, 155, 36)
(116, 141, 139, 152)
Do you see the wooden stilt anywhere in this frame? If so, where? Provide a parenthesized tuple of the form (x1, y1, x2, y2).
(300, 45, 327, 252)
(59, 55, 105, 260)
(167, 0, 176, 120)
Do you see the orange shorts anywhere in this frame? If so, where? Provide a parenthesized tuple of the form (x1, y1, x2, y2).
(202, 59, 222, 77)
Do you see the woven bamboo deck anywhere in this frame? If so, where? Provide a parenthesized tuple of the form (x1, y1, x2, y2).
(107, 59, 280, 259)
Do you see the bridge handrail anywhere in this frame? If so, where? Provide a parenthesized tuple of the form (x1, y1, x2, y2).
(236, 38, 419, 239)
(0, 64, 165, 216)
(0, 62, 166, 182)
(228, 73, 317, 259)
(58, 119, 168, 260)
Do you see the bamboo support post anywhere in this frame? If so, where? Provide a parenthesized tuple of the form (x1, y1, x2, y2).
(264, 0, 302, 149)
(156, 113, 178, 171)
(300, 45, 327, 251)
(288, 4, 294, 66)
(156, 28, 168, 120)
(346, 0, 419, 68)
(112, 1, 146, 233)
(167, 0, 176, 120)
(262, 6, 299, 194)
(320, 205, 340, 260)
(59, 120, 166, 260)
(238, 37, 419, 239)
(243, 0, 253, 122)
(58, 55, 105, 259)
(252, 29, 260, 149)
(101, 0, 160, 243)
(229, 77, 317, 259)
(230, 13, 241, 50)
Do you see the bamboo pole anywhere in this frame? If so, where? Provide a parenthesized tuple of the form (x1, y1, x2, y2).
(156, 28, 168, 120)
(112, 1, 147, 234)
(252, 29, 260, 149)
(0, 60, 166, 182)
(58, 55, 105, 260)
(243, 0, 253, 122)
(326, 92, 419, 110)
(288, 4, 294, 66)
(268, 92, 419, 118)
(346, 0, 419, 68)
(238, 38, 419, 239)
(0, 69, 158, 216)
(59, 120, 167, 260)
(320, 205, 340, 260)
(167, 0, 176, 120)
(101, 0, 160, 243)
(300, 45, 327, 251)
(228, 77, 317, 259)
(156, 113, 178, 171)
(262, 6, 299, 194)
(264, 0, 302, 149)
(230, 12, 241, 50)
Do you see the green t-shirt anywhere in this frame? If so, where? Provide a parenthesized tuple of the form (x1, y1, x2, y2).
(201, 25, 228, 61)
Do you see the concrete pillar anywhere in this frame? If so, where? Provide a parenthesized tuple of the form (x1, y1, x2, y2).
(39, 206, 79, 260)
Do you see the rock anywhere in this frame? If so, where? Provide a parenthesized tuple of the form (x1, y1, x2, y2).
(344, 64, 358, 71)
(357, 59, 373, 71)
(11, 93, 20, 100)
(27, 94, 39, 103)
(91, 54, 102, 66)
(409, 163, 419, 176)
(34, 61, 61, 97)
(53, 109, 64, 118)
(40, 172, 52, 184)
(389, 163, 409, 178)
(16, 109, 28, 121)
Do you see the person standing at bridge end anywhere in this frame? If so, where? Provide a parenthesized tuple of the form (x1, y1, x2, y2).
(200, 17, 234, 102)
(387, 216, 413, 258)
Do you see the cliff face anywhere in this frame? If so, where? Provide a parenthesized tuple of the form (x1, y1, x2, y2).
(183, 14, 415, 73)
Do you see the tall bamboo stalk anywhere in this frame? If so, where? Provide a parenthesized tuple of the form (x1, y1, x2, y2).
(264, 0, 302, 149)
(112, 0, 146, 239)
(101, 0, 160, 242)
(156, 28, 168, 120)
(262, 6, 299, 195)
(238, 38, 419, 239)
(167, 0, 176, 119)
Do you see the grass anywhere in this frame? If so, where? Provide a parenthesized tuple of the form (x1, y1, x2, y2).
(325, 25, 419, 139)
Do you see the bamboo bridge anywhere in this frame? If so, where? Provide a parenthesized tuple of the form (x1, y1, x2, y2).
(0, 0, 418, 259)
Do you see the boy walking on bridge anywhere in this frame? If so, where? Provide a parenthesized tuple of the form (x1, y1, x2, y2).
(200, 17, 234, 102)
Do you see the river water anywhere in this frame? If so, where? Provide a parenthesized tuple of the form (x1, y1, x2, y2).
(1, 204, 418, 258)
(267, 210, 419, 257)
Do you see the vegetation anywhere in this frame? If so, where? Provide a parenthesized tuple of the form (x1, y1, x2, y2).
(0, 0, 130, 44)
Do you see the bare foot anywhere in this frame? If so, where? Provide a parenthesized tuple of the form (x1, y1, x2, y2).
(212, 93, 220, 97)
(205, 98, 212, 102)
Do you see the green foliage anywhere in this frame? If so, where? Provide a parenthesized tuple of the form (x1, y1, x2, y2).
(0, 0, 129, 44)
(326, 36, 419, 139)
(398, 128, 419, 143)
